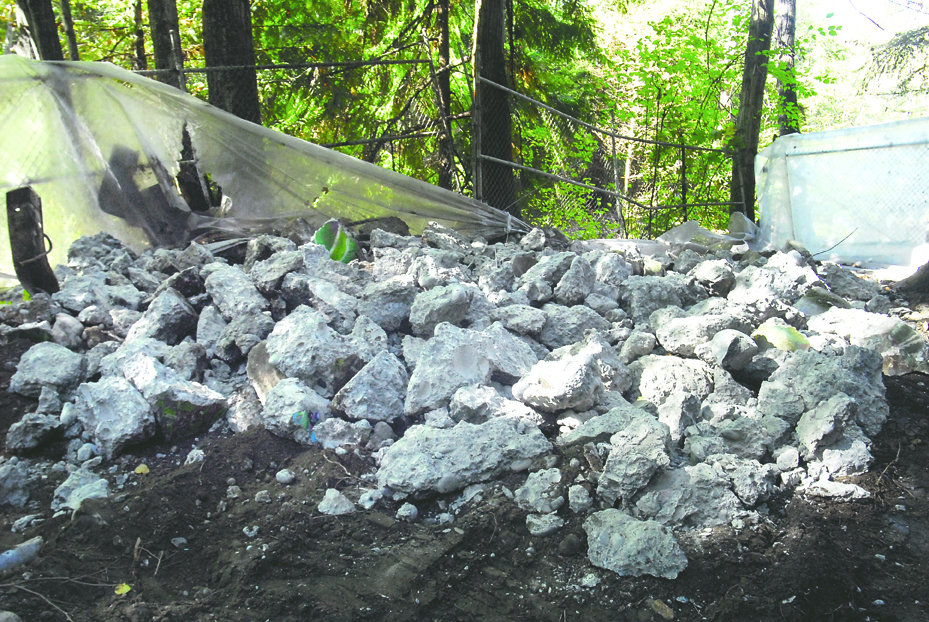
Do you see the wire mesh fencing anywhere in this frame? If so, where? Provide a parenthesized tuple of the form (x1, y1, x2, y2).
(134, 47, 737, 240)
(136, 47, 471, 192)
(475, 76, 739, 239)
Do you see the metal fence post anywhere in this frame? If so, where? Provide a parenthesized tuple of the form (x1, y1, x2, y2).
(471, 44, 483, 203)
(170, 29, 187, 92)
(611, 111, 625, 236)
(680, 136, 687, 222)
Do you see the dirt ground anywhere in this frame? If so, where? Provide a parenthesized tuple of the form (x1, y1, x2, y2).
(1, 296, 929, 622)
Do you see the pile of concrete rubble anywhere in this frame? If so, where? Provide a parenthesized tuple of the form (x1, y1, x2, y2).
(2, 223, 926, 580)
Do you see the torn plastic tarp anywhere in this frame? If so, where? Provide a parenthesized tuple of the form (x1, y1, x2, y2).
(0, 55, 528, 277)
(755, 117, 929, 269)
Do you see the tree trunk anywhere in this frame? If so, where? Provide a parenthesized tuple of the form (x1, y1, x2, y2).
(133, 0, 147, 70)
(473, 0, 518, 217)
(59, 0, 79, 60)
(775, 0, 800, 136)
(148, 0, 183, 89)
(436, 0, 455, 190)
(15, 0, 63, 60)
(728, 0, 775, 222)
(202, 0, 261, 125)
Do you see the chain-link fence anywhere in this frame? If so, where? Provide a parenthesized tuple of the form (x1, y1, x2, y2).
(475, 76, 739, 239)
(134, 45, 737, 239)
(136, 42, 470, 190)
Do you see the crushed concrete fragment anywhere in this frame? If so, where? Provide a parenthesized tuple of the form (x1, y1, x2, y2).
(584, 509, 687, 579)
(376, 417, 551, 495)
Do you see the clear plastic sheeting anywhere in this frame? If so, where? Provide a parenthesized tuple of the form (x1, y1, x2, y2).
(0, 55, 527, 277)
(756, 117, 929, 269)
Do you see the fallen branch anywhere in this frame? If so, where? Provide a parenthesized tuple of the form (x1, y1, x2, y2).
(3, 583, 75, 622)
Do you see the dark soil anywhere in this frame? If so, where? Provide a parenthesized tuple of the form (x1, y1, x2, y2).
(1, 301, 929, 622)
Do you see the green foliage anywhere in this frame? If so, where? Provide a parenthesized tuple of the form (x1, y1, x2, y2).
(0, 0, 842, 242)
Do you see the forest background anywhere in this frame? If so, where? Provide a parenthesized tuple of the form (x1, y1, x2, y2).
(2, 0, 929, 241)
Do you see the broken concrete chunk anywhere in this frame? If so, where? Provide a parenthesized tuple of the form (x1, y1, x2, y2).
(708, 413, 773, 460)
(728, 252, 819, 306)
(592, 253, 633, 287)
(407, 249, 470, 289)
(793, 286, 852, 316)
(628, 355, 715, 406)
(5, 414, 61, 453)
(657, 391, 701, 443)
(448, 384, 543, 426)
(690, 259, 735, 297)
(512, 351, 605, 413)
(314, 418, 371, 449)
(635, 463, 748, 528)
(800, 475, 870, 500)
(697, 328, 758, 370)
(281, 273, 359, 332)
(401, 335, 427, 370)
(409, 283, 472, 337)
(554, 255, 595, 306)
(536, 304, 611, 350)
(250, 249, 304, 295)
(655, 313, 752, 358)
(51, 468, 109, 512)
(265, 305, 365, 398)
(568, 484, 593, 513)
(73, 376, 155, 459)
(376, 417, 552, 495)
(597, 414, 671, 505)
(708, 453, 777, 506)
(243, 235, 297, 272)
(98, 337, 171, 378)
(260, 378, 330, 446)
(489, 304, 547, 336)
(331, 351, 409, 422)
(317, 488, 356, 515)
(584, 509, 687, 579)
(795, 393, 856, 459)
(0, 461, 31, 507)
(527, 513, 564, 537)
(51, 313, 84, 349)
(196, 304, 227, 357)
(814, 423, 873, 476)
(757, 347, 887, 436)
(404, 323, 534, 415)
(123, 354, 227, 441)
(816, 262, 883, 301)
(356, 275, 418, 331)
(618, 330, 656, 364)
(556, 403, 639, 446)
(515, 468, 564, 514)
(347, 315, 389, 363)
(213, 312, 275, 362)
(10, 342, 85, 398)
(204, 264, 270, 320)
(807, 307, 928, 376)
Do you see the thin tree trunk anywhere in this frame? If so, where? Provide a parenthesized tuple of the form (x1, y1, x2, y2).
(202, 0, 261, 125)
(436, 0, 455, 190)
(15, 0, 63, 60)
(133, 0, 147, 70)
(147, 0, 183, 89)
(776, 0, 800, 136)
(728, 0, 775, 221)
(59, 0, 78, 60)
(473, 0, 518, 217)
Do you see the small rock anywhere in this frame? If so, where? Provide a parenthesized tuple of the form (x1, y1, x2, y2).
(396, 502, 419, 522)
(275, 469, 296, 485)
(317, 488, 355, 515)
